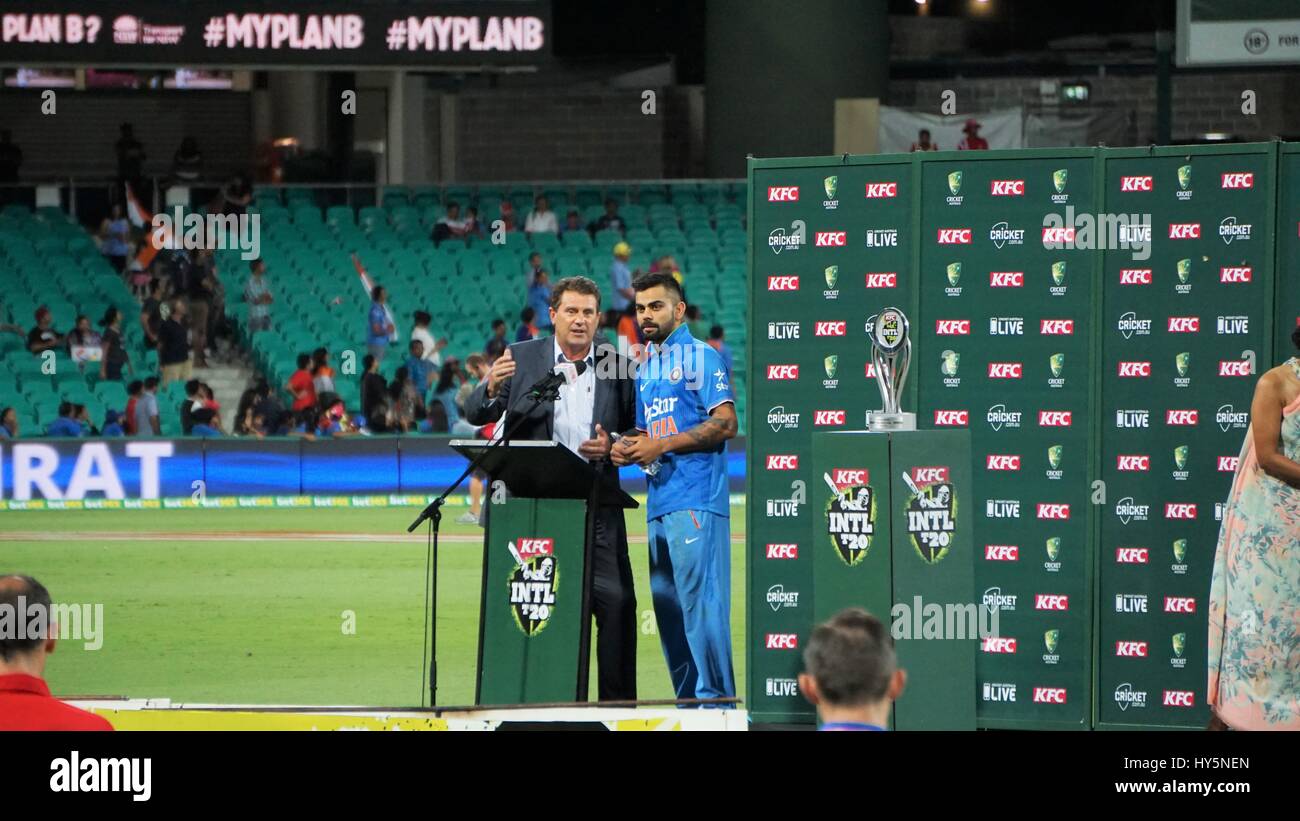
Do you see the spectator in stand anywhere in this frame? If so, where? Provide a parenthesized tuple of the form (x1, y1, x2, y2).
(957, 119, 988, 151)
(525, 251, 548, 288)
(191, 407, 222, 437)
(388, 367, 419, 432)
(464, 206, 486, 240)
(799, 608, 907, 732)
(457, 354, 489, 523)
(101, 409, 125, 437)
(141, 277, 166, 350)
(115, 122, 146, 204)
(45, 402, 83, 438)
(367, 286, 396, 363)
(608, 242, 634, 313)
(66, 315, 102, 370)
(528, 270, 553, 332)
(220, 173, 253, 216)
(0, 407, 16, 440)
(243, 259, 272, 334)
(98, 308, 132, 382)
(287, 353, 316, 412)
(516, 307, 539, 342)
(686, 304, 710, 341)
(485, 318, 508, 362)
(617, 305, 643, 349)
(561, 209, 583, 236)
(26, 307, 63, 355)
(432, 359, 477, 436)
(432, 201, 469, 245)
(405, 338, 434, 402)
(525, 195, 559, 234)
(181, 379, 202, 435)
(498, 201, 520, 234)
(409, 311, 447, 370)
(188, 249, 216, 367)
(134, 377, 161, 436)
(127, 246, 151, 299)
(311, 347, 336, 395)
(361, 354, 387, 424)
(123, 380, 143, 435)
(708, 325, 733, 376)
(0, 575, 114, 731)
(589, 198, 627, 236)
(98, 203, 132, 274)
(171, 136, 203, 183)
(158, 298, 191, 386)
(909, 128, 938, 152)
(0, 130, 22, 186)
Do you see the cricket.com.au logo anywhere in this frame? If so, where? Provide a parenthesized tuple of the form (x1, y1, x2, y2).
(507, 537, 558, 636)
(768, 220, 806, 254)
(824, 469, 876, 566)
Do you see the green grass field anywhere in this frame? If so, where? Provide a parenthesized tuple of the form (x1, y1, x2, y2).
(0, 503, 747, 706)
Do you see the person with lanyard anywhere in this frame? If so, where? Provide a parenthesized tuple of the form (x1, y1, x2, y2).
(614, 271, 738, 705)
(799, 608, 907, 732)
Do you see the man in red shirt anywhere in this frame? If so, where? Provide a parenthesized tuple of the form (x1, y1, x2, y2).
(286, 353, 316, 412)
(957, 119, 989, 151)
(0, 575, 113, 731)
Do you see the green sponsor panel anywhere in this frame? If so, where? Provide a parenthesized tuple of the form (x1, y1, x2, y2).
(1097, 144, 1276, 727)
(1276, 144, 1300, 361)
(748, 155, 916, 724)
(810, 430, 976, 730)
(477, 497, 589, 704)
(917, 151, 1096, 728)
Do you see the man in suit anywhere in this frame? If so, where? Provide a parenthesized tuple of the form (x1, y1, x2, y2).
(463, 275, 639, 700)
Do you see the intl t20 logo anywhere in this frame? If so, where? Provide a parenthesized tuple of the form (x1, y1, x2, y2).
(824, 469, 876, 566)
(904, 466, 956, 565)
(508, 538, 557, 636)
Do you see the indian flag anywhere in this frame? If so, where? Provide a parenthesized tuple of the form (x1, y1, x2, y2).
(125, 183, 169, 271)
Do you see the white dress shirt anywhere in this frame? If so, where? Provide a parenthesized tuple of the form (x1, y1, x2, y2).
(551, 337, 596, 459)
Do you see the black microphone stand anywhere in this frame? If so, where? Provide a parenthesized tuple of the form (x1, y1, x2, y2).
(408, 378, 564, 708)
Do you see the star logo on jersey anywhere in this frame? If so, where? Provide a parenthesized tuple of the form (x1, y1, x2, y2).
(714, 369, 729, 392)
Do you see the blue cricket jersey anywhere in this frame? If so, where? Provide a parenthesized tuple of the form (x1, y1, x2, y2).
(636, 323, 735, 520)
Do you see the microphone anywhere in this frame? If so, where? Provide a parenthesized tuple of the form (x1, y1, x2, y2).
(527, 359, 588, 398)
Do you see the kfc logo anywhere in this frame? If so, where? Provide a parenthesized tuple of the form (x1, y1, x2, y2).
(766, 364, 799, 380)
(1035, 594, 1069, 611)
(766, 633, 799, 649)
(1118, 361, 1152, 378)
(865, 272, 898, 288)
(1116, 547, 1149, 564)
(1221, 173, 1254, 189)
(982, 637, 1018, 654)
(1039, 411, 1072, 427)
(1033, 687, 1067, 704)
(1219, 360, 1252, 377)
(1168, 223, 1201, 239)
(985, 545, 1019, 561)
(1164, 597, 1196, 613)
(814, 321, 847, 336)
(765, 544, 799, 559)
(815, 231, 847, 247)
(1117, 455, 1151, 472)
(767, 186, 799, 202)
(1040, 319, 1074, 335)
(934, 410, 969, 426)
(866, 182, 898, 198)
(1167, 317, 1200, 333)
(766, 455, 799, 471)
(814, 410, 846, 426)
(936, 319, 971, 336)
(1037, 504, 1070, 520)
(1220, 267, 1252, 283)
(767, 275, 800, 291)
(991, 179, 1025, 196)
(1041, 227, 1075, 244)
(1120, 175, 1154, 192)
(1116, 641, 1148, 657)
(987, 362, 1023, 379)
(911, 466, 949, 484)
(989, 271, 1024, 287)
(1218, 456, 1240, 472)
(832, 469, 869, 486)
(986, 455, 1021, 471)
(937, 228, 973, 244)
(1164, 690, 1195, 707)
(1165, 504, 1197, 520)
(1120, 268, 1153, 285)
(1166, 409, 1199, 425)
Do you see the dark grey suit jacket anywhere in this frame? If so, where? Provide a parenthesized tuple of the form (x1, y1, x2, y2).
(463, 336, 638, 489)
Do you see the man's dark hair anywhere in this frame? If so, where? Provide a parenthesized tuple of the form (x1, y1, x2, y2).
(549, 275, 602, 311)
(414, 310, 431, 326)
(249, 258, 263, 273)
(192, 407, 216, 425)
(521, 306, 535, 323)
(528, 251, 542, 263)
(803, 608, 896, 707)
(363, 354, 376, 372)
(371, 285, 384, 302)
(709, 325, 724, 341)
(144, 376, 159, 390)
(297, 353, 311, 369)
(446, 200, 459, 211)
(491, 318, 506, 331)
(0, 575, 52, 660)
(919, 128, 931, 137)
(631, 271, 683, 303)
(127, 380, 143, 396)
(185, 379, 201, 397)
(410, 337, 424, 351)
(57, 401, 71, 418)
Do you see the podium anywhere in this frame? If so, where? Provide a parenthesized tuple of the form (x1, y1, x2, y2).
(810, 429, 976, 730)
(449, 440, 637, 705)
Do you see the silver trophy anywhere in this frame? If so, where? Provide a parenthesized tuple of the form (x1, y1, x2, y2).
(866, 307, 916, 432)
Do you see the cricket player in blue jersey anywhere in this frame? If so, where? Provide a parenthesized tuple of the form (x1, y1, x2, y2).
(614, 271, 738, 703)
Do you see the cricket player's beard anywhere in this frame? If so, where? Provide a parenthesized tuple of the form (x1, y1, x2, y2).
(641, 315, 678, 344)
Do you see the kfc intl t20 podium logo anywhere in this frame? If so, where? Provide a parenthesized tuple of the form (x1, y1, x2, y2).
(824, 469, 875, 566)
(904, 467, 956, 565)
(508, 538, 558, 636)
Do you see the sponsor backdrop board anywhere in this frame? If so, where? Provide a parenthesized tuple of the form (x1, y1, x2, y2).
(1097, 144, 1277, 728)
(749, 143, 1290, 729)
(747, 155, 918, 724)
(917, 150, 1098, 729)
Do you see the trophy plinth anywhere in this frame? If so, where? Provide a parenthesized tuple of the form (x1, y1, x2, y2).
(867, 411, 916, 432)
